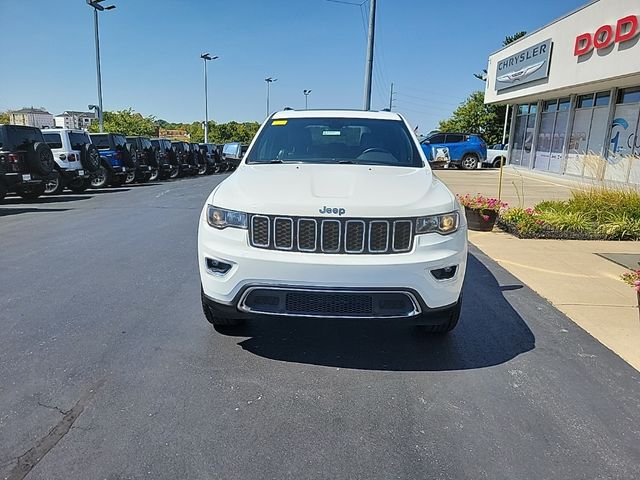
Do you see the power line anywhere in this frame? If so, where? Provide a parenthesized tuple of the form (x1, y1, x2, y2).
(395, 92, 461, 108)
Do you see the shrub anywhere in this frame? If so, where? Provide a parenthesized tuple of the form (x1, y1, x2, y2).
(499, 187, 640, 241)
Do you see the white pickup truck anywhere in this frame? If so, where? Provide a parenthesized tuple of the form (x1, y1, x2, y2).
(197, 110, 468, 335)
(485, 143, 509, 168)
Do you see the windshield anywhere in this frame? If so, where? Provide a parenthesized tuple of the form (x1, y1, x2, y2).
(246, 117, 423, 167)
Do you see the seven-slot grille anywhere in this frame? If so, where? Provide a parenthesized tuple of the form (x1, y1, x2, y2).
(250, 215, 414, 254)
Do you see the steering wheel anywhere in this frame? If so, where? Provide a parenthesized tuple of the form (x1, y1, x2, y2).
(360, 147, 391, 155)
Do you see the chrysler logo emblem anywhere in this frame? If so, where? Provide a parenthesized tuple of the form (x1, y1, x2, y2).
(497, 60, 546, 83)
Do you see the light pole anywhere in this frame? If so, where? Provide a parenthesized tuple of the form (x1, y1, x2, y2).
(201, 53, 218, 143)
(363, 0, 377, 110)
(86, 0, 115, 133)
(303, 89, 312, 110)
(265, 77, 277, 117)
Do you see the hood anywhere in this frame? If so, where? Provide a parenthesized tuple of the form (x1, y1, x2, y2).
(209, 163, 456, 218)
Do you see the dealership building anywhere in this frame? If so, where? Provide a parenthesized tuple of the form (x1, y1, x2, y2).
(485, 0, 640, 185)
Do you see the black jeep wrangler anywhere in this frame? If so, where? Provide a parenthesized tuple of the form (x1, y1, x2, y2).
(126, 136, 156, 183)
(0, 124, 58, 202)
(199, 143, 222, 174)
(190, 142, 209, 176)
(150, 138, 179, 180)
(171, 141, 197, 177)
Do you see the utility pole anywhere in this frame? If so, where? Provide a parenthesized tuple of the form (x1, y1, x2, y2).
(389, 82, 394, 111)
(363, 0, 376, 110)
(265, 77, 277, 117)
(200, 53, 218, 143)
(303, 89, 312, 110)
(87, 1, 116, 133)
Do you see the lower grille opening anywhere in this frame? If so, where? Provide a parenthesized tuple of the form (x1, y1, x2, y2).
(241, 288, 419, 318)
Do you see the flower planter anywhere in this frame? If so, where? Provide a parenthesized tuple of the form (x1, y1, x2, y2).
(465, 207, 498, 232)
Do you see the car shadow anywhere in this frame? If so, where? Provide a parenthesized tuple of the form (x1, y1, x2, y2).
(2, 195, 92, 205)
(226, 253, 535, 372)
(0, 207, 70, 217)
(87, 188, 130, 194)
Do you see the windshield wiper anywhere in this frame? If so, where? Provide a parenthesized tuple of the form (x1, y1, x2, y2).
(338, 160, 357, 164)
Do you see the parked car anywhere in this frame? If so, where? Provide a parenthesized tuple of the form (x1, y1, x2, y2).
(0, 124, 58, 201)
(191, 142, 208, 175)
(171, 141, 197, 177)
(41, 128, 101, 194)
(150, 138, 179, 179)
(198, 110, 468, 334)
(89, 133, 134, 188)
(126, 136, 156, 182)
(221, 142, 244, 171)
(420, 132, 487, 170)
(485, 143, 509, 168)
(202, 143, 218, 174)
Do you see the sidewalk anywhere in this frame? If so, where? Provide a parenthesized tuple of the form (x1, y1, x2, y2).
(436, 168, 640, 371)
(469, 231, 640, 371)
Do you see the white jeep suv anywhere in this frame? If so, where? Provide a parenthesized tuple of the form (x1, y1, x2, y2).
(198, 110, 467, 333)
(41, 129, 101, 194)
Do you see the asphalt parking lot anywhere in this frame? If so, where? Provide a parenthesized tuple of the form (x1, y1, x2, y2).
(1, 176, 640, 480)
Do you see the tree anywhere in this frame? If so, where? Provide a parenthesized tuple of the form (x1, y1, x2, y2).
(0, 110, 10, 124)
(89, 108, 157, 136)
(474, 31, 528, 81)
(438, 91, 506, 145)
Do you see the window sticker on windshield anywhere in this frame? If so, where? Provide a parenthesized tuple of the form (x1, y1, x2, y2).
(272, 120, 288, 126)
(322, 130, 341, 136)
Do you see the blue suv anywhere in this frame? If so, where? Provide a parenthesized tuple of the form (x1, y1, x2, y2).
(89, 133, 135, 188)
(420, 132, 487, 170)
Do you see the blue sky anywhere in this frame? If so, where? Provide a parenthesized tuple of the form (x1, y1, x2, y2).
(0, 0, 586, 132)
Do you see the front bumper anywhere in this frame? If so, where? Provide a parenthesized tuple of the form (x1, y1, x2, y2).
(198, 213, 467, 317)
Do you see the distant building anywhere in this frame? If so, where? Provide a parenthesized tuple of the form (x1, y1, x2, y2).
(54, 111, 96, 130)
(9, 108, 54, 128)
(158, 128, 190, 142)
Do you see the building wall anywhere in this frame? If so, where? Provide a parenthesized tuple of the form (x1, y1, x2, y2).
(484, 0, 640, 186)
(10, 112, 54, 128)
(485, 0, 640, 104)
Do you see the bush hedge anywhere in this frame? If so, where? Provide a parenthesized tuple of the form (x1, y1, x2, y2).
(498, 187, 640, 241)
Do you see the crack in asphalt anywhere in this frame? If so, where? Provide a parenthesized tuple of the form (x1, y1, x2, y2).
(6, 379, 105, 480)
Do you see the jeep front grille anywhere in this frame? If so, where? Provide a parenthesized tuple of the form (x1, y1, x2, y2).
(249, 215, 414, 254)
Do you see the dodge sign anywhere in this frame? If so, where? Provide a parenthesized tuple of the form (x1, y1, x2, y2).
(494, 39, 553, 92)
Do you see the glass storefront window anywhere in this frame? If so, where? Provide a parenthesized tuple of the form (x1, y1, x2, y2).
(594, 92, 610, 107)
(558, 98, 571, 111)
(617, 87, 640, 104)
(544, 100, 558, 112)
(578, 95, 594, 109)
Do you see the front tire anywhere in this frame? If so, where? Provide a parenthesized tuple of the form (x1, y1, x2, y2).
(460, 154, 479, 170)
(124, 170, 136, 184)
(44, 175, 64, 195)
(201, 287, 243, 329)
(90, 166, 109, 189)
(149, 168, 160, 182)
(492, 157, 505, 168)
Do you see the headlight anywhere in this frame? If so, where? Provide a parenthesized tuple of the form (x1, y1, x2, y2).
(416, 212, 459, 235)
(206, 205, 248, 229)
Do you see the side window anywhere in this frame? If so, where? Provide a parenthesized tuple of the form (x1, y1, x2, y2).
(69, 132, 89, 150)
(445, 134, 465, 143)
(427, 134, 446, 144)
(43, 133, 63, 149)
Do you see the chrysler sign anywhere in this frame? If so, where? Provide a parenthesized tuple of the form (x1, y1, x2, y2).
(495, 39, 552, 92)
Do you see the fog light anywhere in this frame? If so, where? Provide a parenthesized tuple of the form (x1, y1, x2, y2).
(205, 258, 232, 275)
(431, 266, 457, 280)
